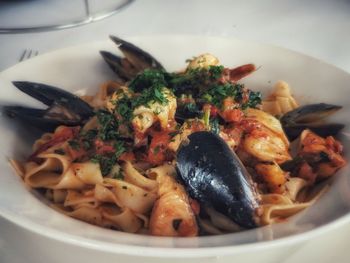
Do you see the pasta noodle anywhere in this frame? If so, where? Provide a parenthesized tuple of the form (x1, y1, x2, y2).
(262, 80, 299, 116)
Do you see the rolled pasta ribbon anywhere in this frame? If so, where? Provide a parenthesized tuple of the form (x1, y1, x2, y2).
(103, 178, 157, 214)
(24, 153, 103, 189)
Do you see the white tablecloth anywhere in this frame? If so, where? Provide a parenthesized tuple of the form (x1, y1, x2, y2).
(1, 1, 350, 262)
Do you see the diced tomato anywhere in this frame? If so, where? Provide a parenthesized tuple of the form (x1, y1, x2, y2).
(28, 126, 80, 161)
(189, 120, 206, 132)
(210, 106, 219, 117)
(219, 98, 243, 123)
(94, 139, 115, 154)
(55, 126, 80, 139)
(67, 146, 86, 160)
(302, 131, 325, 148)
(119, 152, 136, 162)
(222, 97, 235, 110)
(222, 109, 244, 123)
(147, 131, 171, 165)
(325, 136, 343, 153)
(134, 130, 147, 147)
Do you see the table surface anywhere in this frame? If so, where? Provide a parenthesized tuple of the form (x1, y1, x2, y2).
(1, 0, 350, 262)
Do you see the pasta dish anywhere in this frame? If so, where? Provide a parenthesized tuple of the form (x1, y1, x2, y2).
(7, 37, 346, 237)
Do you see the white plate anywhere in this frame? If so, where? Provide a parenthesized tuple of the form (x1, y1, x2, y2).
(1, 36, 350, 263)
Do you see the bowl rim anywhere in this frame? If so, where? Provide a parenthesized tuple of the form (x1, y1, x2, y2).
(2, 209, 350, 258)
(1, 34, 350, 258)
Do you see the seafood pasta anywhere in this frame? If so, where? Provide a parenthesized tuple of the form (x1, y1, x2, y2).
(7, 37, 346, 236)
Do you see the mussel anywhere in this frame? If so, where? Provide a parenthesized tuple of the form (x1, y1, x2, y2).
(176, 131, 260, 229)
(100, 35, 165, 82)
(280, 103, 344, 141)
(3, 81, 94, 132)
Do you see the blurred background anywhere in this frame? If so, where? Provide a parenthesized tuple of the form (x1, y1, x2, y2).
(1, 0, 350, 71)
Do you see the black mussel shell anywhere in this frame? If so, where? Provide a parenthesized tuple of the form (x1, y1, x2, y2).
(176, 131, 260, 228)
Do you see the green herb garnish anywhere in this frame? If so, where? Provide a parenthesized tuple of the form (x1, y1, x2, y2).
(209, 65, 224, 80)
(129, 69, 168, 92)
(91, 154, 116, 176)
(114, 95, 133, 121)
(90, 141, 126, 176)
(209, 117, 220, 134)
(80, 129, 98, 150)
(113, 141, 126, 158)
(201, 83, 244, 108)
(242, 90, 262, 109)
(68, 140, 80, 150)
(133, 85, 170, 108)
(96, 110, 119, 141)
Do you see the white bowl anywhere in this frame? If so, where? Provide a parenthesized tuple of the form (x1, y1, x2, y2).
(1, 36, 350, 263)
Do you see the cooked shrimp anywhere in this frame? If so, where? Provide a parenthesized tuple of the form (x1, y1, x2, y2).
(241, 123, 291, 164)
(148, 166, 198, 237)
(255, 161, 288, 193)
(299, 129, 346, 180)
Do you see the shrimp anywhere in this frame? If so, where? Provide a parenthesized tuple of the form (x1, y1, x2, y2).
(238, 109, 291, 193)
(298, 129, 346, 181)
(148, 165, 198, 237)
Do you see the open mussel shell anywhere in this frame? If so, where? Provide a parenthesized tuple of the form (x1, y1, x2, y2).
(176, 131, 260, 229)
(109, 35, 164, 70)
(3, 81, 94, 132)
(101, 35, 165, 82)
(281, 103, 344, 141)
(3, 106, 84, 132)
(283, 123, 345, 142)
(99, 51, 139, 81)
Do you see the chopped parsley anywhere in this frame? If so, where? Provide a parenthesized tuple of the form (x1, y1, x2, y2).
(201, 83, 244, 108)
(127, 66, 224, 99)
(133, 85, 169, 108)
(80, 129, 98, 150)
(113, 141, 126, 158)
(242, 90, 262, 109)
(68, 140, 80, 150)
(129, 69, 168, 92)
(113, 95, 133, 121)
(91, 154, 116, 176)
(90, 141, 126, 176)
(111, 69, 171, 117)
(96, 110, 119, 141)
(209, 117, 220, 134)
(208, 65, 224, 80)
